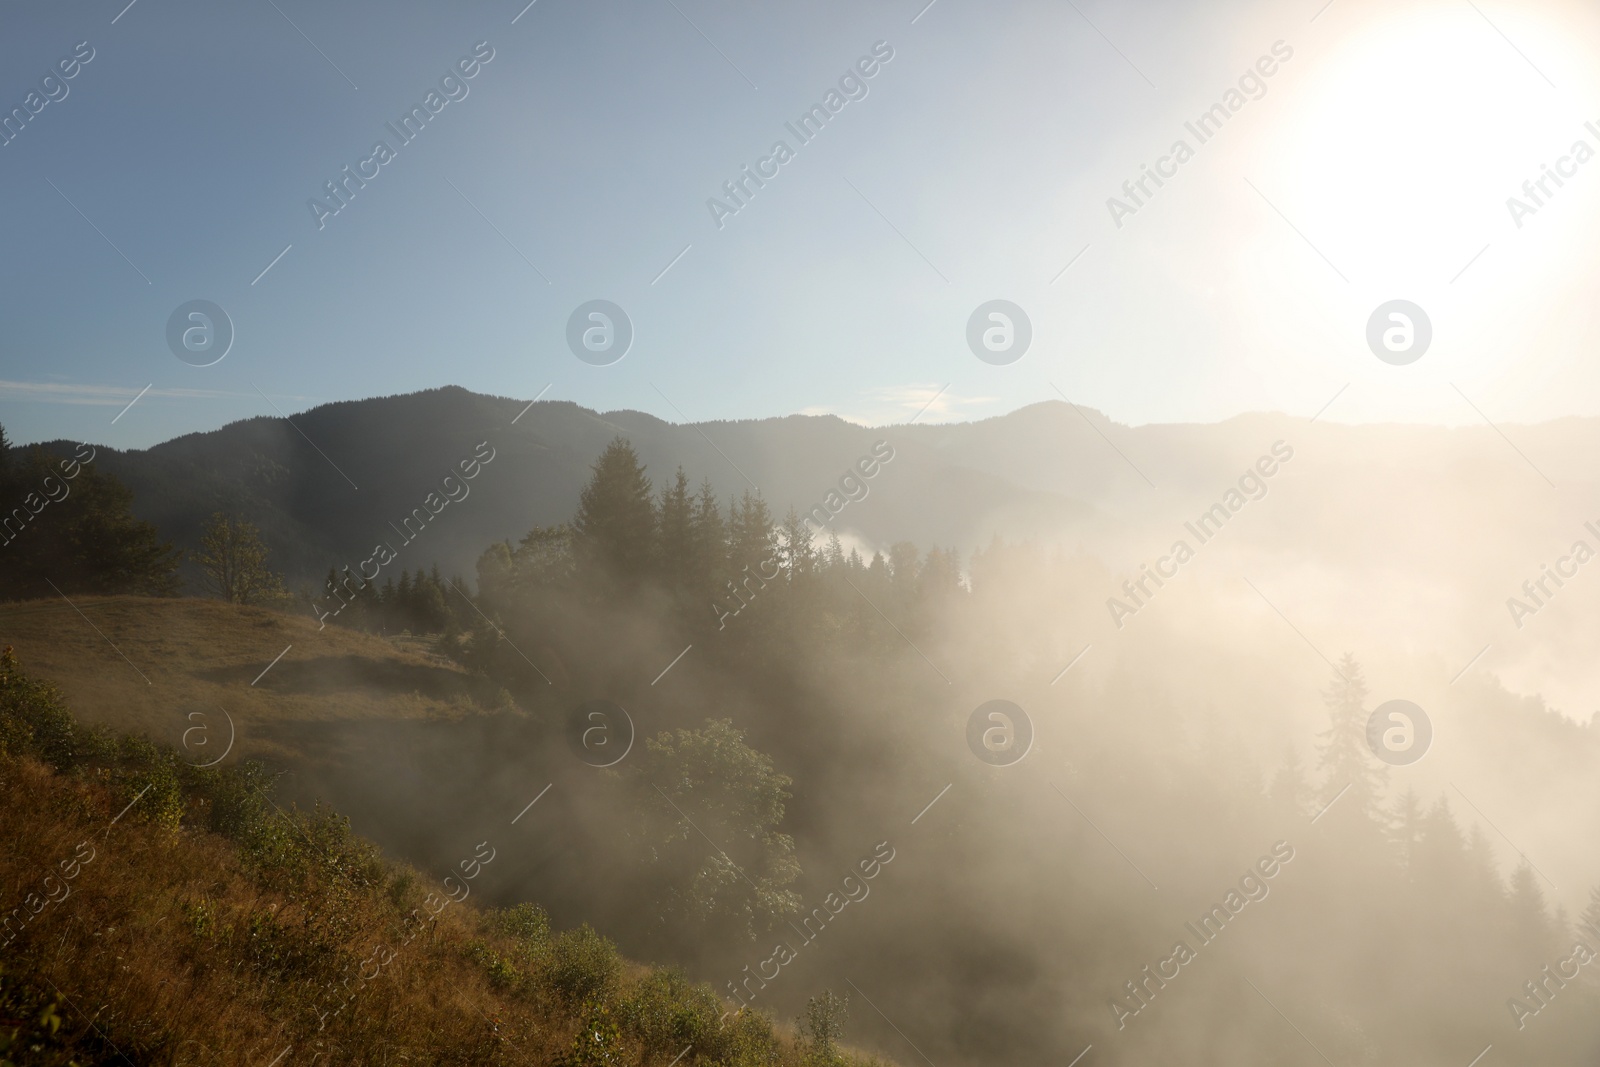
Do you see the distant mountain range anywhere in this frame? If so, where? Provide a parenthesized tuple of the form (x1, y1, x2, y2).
(23, 387, 1600, 714)
(31, 386, 1116, 589)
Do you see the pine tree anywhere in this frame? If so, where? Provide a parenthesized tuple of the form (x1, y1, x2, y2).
(396, 570, 413, 632)
(1314, 654, 1387, 824)
(919, 547, 964, 601)
(690, 479, 726, 593)
(887, 542, 920, 589)
(823, 533, 845, 571)
(776, 508, 816, 580)
(1413, 797, 1467, 892)
(656, 467, 694, 590)
(1391, 788, 1426, 874)
(572, 438, 656, 586)
(1508, 860, 1553, 957)
(728, 490, 774, 570)
(1578, 885, 1600, 945)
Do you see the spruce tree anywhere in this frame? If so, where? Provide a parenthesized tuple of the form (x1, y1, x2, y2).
(776, 507, 816, 580)
(572, 438, 656, 586)
(690, 479, 726, 593)
(1392, 788, 1426, 874)
(1314, 654, 1387, 824)
(728, 490, 774, 570)
(656, 467, 694, 590)
(823, 532, 845, 571)
(1578, 885, 1600, 945)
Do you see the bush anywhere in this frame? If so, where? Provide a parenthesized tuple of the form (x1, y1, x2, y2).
(0, 646, 76, 770)
(568, 1000, 625, 1067)
(543, 924, 624, 1006)
(621, 968, 721, 1059)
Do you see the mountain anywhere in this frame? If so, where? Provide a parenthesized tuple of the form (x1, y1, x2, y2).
(24, 386, 1600, 718)
(35, 387, 1097, 592)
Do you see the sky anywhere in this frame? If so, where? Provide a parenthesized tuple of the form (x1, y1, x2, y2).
(3, 0, 1600, 449)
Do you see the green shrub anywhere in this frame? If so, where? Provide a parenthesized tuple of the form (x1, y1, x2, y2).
(621, 968, 721, 1058)
(491, 901, 551, 955)
(568, 1000, 624, 1067)
(798, 992, 848, 1067)
(0, 646, 76, 771)
(543, 924, 623, 1006)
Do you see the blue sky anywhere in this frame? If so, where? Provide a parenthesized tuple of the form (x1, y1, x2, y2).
(4, 0, 1600, 448)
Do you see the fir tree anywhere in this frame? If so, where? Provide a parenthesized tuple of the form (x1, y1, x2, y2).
(1577, 884, 1600, 945)
(656, 467, 694, 590)
(776, 508, 816, 580)
(572, 438, 656, 586)
(1392, 787, 1426, 874)
(1315, 654, 1387, 823)
(728, 490, 774, 570)
(689, 479, 726, 593)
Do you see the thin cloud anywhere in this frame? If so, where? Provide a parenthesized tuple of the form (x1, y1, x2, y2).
(0, 381, 317, 406)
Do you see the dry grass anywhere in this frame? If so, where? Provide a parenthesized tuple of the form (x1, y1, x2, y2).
(0, 596, 505, 764)
(0, 638, 895, 1067)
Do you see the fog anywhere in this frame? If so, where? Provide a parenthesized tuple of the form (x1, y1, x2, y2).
(234, 416, 1600, 1067)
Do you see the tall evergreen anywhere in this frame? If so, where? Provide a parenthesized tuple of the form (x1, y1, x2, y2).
(728, 490, 774, 569)
(657, 467, 694, 590)
(1578, 885, 1600, 944)
(572, 437, 656, 585)
(1391, 788, 1426, 875)
(690, 478, 727, 593)
(1315, 653, 1387, 823)
(776, 508, 816, 580)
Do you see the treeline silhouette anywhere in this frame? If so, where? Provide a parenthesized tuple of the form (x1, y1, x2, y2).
(0, 429, 180, 600)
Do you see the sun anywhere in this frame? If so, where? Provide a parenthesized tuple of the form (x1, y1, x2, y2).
(1273, 0, 1596, 289)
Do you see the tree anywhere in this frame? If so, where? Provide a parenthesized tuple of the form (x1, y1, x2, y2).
(728, 490, 774, 570)
(656, 467, 694, 590)
(776, 507, 817, 580)
(1315, 654, 1387, 826)
(0, 448, 180, 600)
(1392, 787, 1426, 874)
(572, 438, 655, 586)
(1578, 885, 1600, 945)
(799, 991, 849, 1067)
(689, 478, 727, 593)
(630, 718, 801, 943)
(1508, 860, 1552, 954)
(195, 511, 286, 604)
(194, 513, 286, 605)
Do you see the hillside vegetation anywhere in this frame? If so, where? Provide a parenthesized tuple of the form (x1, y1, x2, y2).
(0, 596, 516, 765)
(0, 646, 889, 1067)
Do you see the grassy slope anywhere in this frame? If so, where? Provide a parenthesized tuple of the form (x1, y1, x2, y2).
(0, 637, 892, 1067)
(0, 596, 506, 765)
